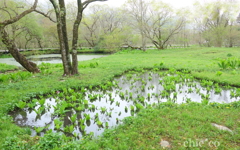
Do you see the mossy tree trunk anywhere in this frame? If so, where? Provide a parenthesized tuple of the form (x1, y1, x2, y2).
(0, 0, 40, 73)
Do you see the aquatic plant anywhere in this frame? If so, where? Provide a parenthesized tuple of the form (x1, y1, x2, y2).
(186, 98, 191, 103)
(80, 87, 86, 93)
(214, 87, 222, 94)
(130, 105, 135, 112)
(107, 112, 112, 117)
(206, 86, 211, 93)
(139, 96, 145, 103)
(54, 119, 63, 130)
(202, 99, 209, 105)
(148, 76, 152, 81)
(228, 58, 238, 69)
(80, 124, 86, 131)
(105, 122, 109, 128)
(218, 59, 229, 70)
(34, 126, 45, 134)
(94, 113, 99, 121)
(108, 93, 112, 99)
(135, 103, 143, 111)
(161, 90, 170, 98)
(97, 120, 103, 127)
(125, 106, 128, 113)
(147, 93, 151, 99)
(116, 101, 120, 107)
(173, 92, 177, 98)
(148, 85, 154, 90)
(230, 90, 235, 98)
(216, 71, 223, 76)
(188, 88, 193, 93)
(79, 118, 85, 126)
(119, 92, 125, 99)
(83, 100, 89, 105)
(64, 125, 75, 133)
(69, 114, 77, 123)
(76, 105, 85, 112)
(16, 101, 27, 109)
(83, 114, 90, 121)
(39, 98, 46, 106)
(27, 102, 36, 109)
(34, 107, 45, 116)
(100, 107, 107, 114)
(91, 104, 96, 111)
(196, 88, 201, 94)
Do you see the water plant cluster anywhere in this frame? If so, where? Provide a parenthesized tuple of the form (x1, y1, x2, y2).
(12, 69, 240, 139)
(217, 57, 240, 70)
(0, 71, 32, 83)
(0, 63, 57, 83)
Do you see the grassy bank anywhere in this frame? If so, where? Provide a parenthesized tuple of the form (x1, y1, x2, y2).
(0, 63, 19, 73)
(0, 48, 109, 59)
(0, 49, 60, 58)
(0, 47, 240, 149)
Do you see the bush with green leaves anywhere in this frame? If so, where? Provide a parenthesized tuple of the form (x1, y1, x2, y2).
(218, 59, 229, 70)
(32, 132, 64, 150)
(217, 57, 240, 70)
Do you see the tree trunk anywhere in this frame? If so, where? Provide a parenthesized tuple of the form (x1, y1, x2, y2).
(0, 27, 40, 73)
(71, 0, 83, 75)
(59, 0, 72, 75)
(50, 0, 71, 75)
(56, 16, 71, 75)
(36, 37, 43, 50)
(59, 0, 72, 73)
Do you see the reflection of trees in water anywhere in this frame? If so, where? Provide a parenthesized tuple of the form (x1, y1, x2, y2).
(63, 109, 87, 136)
(14, 110, 28, 126)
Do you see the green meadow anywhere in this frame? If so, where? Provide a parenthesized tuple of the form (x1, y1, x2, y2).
(0, 47, 240, 149)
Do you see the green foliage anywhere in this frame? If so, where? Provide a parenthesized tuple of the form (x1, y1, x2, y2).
(16, 101, 27, 109)
(32, 133, 63, 150)
(2, 136, 30, 150)
(217, 57, 240, 70)
(228, 58, 238, 69)
(215, 71, 223, 76)
(89, 62, 99, 68)
(218, 59, 229, 70)
(0, 63, 17, 73)
(0, 74, 9, 83)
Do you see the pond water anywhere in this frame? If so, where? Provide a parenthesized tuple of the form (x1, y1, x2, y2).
(0, 54, 108, 66)
(10, 72, 240, 138)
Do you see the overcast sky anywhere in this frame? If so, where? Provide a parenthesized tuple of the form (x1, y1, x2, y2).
(87, 0, 196, 8)
(38, 0, 239, 11)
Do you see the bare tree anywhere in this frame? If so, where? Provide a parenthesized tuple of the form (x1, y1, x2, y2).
(82, 6, 102, 47)
(125, 0, 186, 50)
(125, 0, 149, 51)
(143, 2, 186, 49)
(0, 0, 40, 73)
(193, 0, 239, 47)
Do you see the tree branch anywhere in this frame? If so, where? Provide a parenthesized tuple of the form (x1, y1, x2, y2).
(34, 9, 56, 23)
(0, 0, 38, 26)
(82, 0, 107, 10)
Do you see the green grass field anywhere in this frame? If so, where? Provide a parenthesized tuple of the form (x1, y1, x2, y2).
(0, 47, 239, 149)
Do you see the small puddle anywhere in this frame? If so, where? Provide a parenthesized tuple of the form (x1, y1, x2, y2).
(10, 72, 240, 138)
